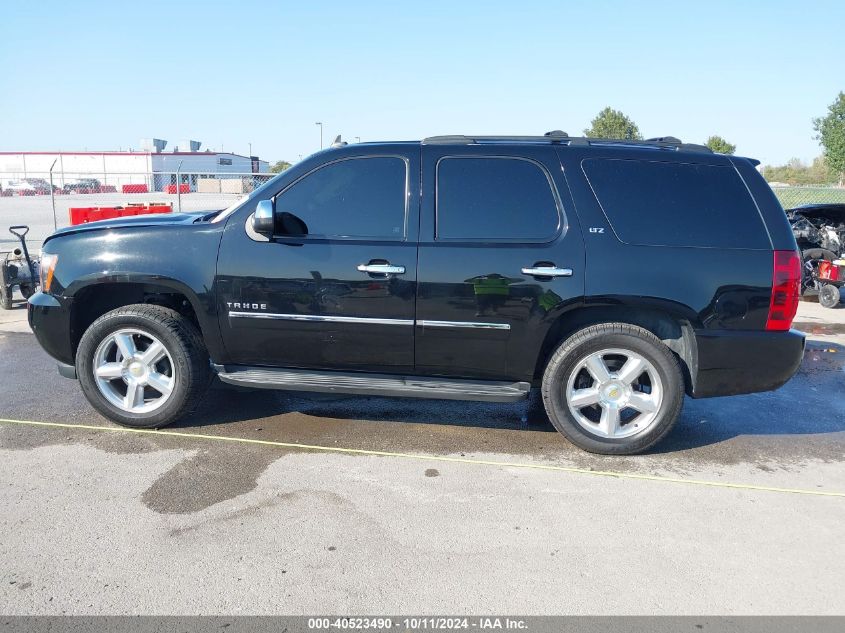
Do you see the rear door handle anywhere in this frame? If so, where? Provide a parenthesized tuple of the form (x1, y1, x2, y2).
(357, 263, 406, 275)
(521, 266, 573, 277)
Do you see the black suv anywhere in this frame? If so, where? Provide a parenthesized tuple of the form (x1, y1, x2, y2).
(28, 133, 805, 454)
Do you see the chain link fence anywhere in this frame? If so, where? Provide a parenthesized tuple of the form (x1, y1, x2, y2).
(0, 171, 275, 249)
(771, 185, 845, 210)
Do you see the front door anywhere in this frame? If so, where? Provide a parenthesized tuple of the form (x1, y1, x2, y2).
(216, 148, 419, 372)
(415, 144, 585, 381)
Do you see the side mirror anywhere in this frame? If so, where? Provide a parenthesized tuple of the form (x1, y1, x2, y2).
(252, 199, 274, 236)
(276, 212, 308, 237)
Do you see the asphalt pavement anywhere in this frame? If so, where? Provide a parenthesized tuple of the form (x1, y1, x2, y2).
(1, 298, 843, 615)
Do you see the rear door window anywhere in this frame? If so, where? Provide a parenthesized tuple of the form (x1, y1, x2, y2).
(436, 157, 561, 242)
(582, 158, 769, 249)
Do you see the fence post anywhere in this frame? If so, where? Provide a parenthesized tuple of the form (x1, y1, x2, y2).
(176, 160, 183, 213)
(49, 158, 58, 231)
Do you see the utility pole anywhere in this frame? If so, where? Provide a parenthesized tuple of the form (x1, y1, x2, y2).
(315, 122, 323, 149)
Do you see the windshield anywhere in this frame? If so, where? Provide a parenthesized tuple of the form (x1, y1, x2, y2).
(210, 171, 287, 224)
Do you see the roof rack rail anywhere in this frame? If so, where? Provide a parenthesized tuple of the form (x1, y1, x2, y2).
(422, 133, 713, 154)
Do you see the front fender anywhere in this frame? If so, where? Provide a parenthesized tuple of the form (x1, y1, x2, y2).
(43, 222, 226, 362)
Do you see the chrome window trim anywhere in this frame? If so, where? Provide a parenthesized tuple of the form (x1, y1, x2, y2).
(417, 320, 511, 331)
(433, 154, 565, 243)
(271, 155, 410, 242)
(228, 312, 414, 326)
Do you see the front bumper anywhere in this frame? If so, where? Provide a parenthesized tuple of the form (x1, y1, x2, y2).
(28, 292, 75, 368)
(691, 328, 806, 398)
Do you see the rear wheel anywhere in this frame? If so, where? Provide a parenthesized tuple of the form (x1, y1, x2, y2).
(76, 304, 210, 428)
(819, 284, 841, 309)
(541, 323, 684, 455)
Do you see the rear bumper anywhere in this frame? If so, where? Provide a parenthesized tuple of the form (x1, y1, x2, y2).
(28, 292, 75, 367)
(690, 328, 805, 398)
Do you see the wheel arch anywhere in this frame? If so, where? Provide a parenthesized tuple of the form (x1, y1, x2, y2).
(534, 304, 698, 395)
(69, 279, 209, 358)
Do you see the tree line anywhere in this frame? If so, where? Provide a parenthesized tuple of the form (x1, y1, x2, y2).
(267, 93, 845, 186)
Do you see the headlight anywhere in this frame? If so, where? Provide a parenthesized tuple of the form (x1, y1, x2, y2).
(39, 252, 58, 293)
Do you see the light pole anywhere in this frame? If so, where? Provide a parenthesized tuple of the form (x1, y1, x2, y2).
(355, 136, 361, 143)
(315, 122, 323, 149)
(248, 142, 252, 157)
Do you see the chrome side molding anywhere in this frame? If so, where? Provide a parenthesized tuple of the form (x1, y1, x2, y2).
(228, 312, 414, 326)
(228, 312, 510, 330)
(417, 320, 511, 331)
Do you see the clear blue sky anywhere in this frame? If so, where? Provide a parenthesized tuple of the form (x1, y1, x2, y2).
(1, 0, 842, 166)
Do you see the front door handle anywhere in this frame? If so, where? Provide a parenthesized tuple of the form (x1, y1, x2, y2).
(521, 265, 573, 278)
(357, 263, 406, 275)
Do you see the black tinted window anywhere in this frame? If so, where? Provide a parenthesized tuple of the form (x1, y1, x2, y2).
(275, 157, 406, 239)
(582, 159, 768, 249)
(437, 157, 560, 241)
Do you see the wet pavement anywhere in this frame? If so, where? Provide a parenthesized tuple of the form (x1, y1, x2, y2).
(1, 300, 844, 614)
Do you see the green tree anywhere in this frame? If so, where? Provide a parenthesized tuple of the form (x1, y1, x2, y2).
(813, 92, 845, 186)
(705, 135, 736, 154)
(269, 160, 292, 174)
(761, 156, 836, 186)
(583, 107, 642, 140)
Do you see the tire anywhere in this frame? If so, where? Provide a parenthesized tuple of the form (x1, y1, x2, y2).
(76, 304, 211, 428)
(541, 323, 684, 455)
(0, 284, 11, 310)
(819, 284, 841, 309)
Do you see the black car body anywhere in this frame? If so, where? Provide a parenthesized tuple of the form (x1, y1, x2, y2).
(28, 133, 805, 454)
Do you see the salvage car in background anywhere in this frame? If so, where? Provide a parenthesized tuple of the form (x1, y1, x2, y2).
(62, 178, 102, 194)
(0, 179, 56, 196)
(788, 203, 845, 307)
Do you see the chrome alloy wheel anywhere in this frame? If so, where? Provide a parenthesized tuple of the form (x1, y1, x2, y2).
(92, 328, 176, 414)
(565, 348, 663, 439)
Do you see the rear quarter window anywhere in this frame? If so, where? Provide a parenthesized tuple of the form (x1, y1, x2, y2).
(582, 158, 769, 249)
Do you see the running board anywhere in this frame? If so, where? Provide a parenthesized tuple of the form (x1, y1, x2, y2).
(213, 365, 530, 403)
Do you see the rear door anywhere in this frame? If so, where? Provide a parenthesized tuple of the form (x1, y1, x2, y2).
(216, 147, 419, 372)
(415, 144, 585, 381)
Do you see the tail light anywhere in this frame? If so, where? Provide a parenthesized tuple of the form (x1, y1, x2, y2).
(766, 250, 801, 331)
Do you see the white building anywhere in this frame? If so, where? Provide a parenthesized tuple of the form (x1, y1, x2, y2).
(0, 140, 269, 193)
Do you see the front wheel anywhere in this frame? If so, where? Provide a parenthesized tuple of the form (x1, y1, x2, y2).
(76, 304, 211, 428)
(541, 323, 685, 455)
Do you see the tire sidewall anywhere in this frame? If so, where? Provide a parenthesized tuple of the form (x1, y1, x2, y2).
(819, 284, 841, 309)
(76, 310, 194, 428)
(543, 328, 684, 454)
